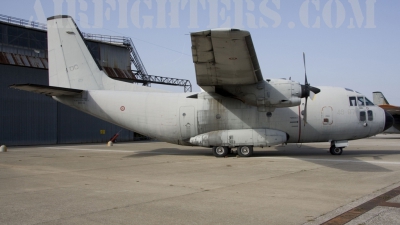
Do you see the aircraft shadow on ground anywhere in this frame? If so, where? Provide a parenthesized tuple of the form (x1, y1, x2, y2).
(255, 145, 395, 172)
(370, 137, 400, 139)
(125, 145, 399, 173)
(124, 148, 212, 158)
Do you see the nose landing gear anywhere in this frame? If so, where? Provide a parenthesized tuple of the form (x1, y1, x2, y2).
(329, 140, 348, 155)
(329, 146, 343, 155)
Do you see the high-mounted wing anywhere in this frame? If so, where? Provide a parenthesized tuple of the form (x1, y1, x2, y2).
(191, 29, 263, 87)
(190, 29, 320, 111)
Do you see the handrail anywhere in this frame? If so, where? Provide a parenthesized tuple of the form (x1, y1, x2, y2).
(132, 72, 192, 92)
(0, 14, 47, 30)
(81, 33, 129, 45)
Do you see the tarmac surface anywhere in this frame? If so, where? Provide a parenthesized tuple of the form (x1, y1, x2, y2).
(1, 134, 400, 225)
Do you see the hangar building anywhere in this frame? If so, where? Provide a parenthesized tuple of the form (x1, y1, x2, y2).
(0, 14, 191, 146)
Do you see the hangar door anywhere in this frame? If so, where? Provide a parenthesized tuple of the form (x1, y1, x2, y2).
(179, 106, 195, 140)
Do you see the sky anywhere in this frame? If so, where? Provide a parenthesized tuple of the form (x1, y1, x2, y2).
(1, 0, 399, 105)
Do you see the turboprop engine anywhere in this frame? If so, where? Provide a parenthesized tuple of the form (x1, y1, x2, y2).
(212, 54, 320, 112)
(218, 78, 309, 111)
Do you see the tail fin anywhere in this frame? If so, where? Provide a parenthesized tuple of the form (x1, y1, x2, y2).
(373, 91, 390, 105)
(47, 15, 104, 90)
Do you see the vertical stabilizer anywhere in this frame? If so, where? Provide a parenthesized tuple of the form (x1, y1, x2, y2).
(47, 15, 104, 90)
(373, 92, 390, 105)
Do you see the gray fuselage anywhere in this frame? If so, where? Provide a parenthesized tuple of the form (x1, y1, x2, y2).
(55, 86, 386, 146)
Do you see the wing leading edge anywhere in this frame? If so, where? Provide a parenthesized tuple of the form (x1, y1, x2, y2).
(191, 29, 263, 88)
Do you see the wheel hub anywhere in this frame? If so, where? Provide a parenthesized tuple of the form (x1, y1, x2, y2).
(241, 147, 249, 155)
(216, 147, 225, 155)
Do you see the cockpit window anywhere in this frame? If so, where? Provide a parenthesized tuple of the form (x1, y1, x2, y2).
(365, 98, 374, 106)
(349, 97, 357, 106)
(368, 110, 373, 121)
(360, 111, 366, 121)
(357, 97, 365, 106)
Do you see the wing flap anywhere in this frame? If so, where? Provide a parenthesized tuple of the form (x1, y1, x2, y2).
(191, 28, 263, 87)
(10, 84, 83, 96)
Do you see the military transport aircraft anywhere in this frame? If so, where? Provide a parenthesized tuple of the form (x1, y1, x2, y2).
(10, 15, 394, 157)
(373, 92, 400, 133)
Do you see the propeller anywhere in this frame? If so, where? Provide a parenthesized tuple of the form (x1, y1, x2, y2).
(301, 53, 321, 125)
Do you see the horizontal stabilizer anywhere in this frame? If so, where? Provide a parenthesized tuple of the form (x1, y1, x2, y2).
(9, 84, 83, 96)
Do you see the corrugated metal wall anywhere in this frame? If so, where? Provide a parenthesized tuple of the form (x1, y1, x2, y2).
(0, 65, 56, 145)
(0, 64, 135, 146)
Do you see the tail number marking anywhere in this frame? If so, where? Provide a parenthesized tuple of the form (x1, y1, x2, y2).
(68, 65, 79, 72)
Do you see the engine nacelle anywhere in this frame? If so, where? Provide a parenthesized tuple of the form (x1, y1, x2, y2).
(220, 79, 302, 110)
(189, 129, 287, 148)
(263, 79, 302, 107)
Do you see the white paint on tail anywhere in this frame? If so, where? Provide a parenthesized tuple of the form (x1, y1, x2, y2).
(47, 15, 167, 93)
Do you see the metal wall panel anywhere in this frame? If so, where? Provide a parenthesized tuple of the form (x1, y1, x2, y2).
(99, 43, 130, 70)
(0, 21, 139, 146)
(0, 64, 57, 145)
(0, 24, 3, 43)
(0, 64, 135, 146)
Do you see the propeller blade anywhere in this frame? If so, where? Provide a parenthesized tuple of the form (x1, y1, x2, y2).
(301, 53, 320, 125)
(304, 98, 308, 125)
(309, 86, 321, 95)
(309, 91, 315, 100)
(303, 52, 308, 85)
(300, 84, 321, 99)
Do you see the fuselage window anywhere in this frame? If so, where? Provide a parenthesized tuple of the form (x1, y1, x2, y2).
(368, 110, 373, 121)
(349, 97, 357, 106)
(360, 111, 366, 121)
(365, 98, 374, 106)
(357, 97, 365, 106)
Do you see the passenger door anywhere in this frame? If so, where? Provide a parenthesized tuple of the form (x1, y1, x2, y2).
(320, 106, 334, 139)
(321, 106, 333, 126)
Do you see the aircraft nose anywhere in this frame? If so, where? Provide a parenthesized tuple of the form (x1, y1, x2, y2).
(383, 110, 394, 131)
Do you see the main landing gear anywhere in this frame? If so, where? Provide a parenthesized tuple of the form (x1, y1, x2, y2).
(212, 146, 253, 158)
(237, 146, 253, 157)
(212, 146, 229, 157)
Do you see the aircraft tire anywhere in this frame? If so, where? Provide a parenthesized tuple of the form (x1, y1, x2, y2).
(238, 146, 253, 157)
(330, 147, 343, 155)
(212, 146, 228, 157)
